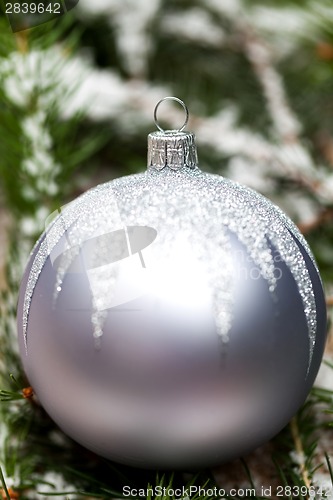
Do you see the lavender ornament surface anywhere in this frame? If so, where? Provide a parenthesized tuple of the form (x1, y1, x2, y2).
(17, 98, 326, 468)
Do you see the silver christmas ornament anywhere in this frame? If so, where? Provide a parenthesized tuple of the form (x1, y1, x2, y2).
(17, 97, 327, 469)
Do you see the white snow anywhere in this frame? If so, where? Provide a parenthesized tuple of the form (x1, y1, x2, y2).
(315, 357, 333, 391)
(204, 0, 242, 18)
(78, 0, 162, 76)
(162, 8, 226, 47)
(250, 6, 313, 42)
(36, 471, 76, 499)
(312, 472, 333, 500)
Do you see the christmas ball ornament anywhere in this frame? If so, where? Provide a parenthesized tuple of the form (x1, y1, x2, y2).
(17, 97, 327, 469)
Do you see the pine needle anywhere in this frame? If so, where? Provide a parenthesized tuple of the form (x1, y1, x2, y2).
(0, 467, 10, 500)
(325, 453, 333, 486)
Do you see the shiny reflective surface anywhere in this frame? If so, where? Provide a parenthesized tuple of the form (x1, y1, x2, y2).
(17, 168, 327, 469)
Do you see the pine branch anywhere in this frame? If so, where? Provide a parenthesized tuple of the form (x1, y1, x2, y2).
(240, 23, 300, 144)
(1, 1, 333, 496)
(0, 375, 33, 403)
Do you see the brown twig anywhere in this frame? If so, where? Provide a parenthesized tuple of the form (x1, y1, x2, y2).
(0, 488, 19, 500)
(297, 208, 333, 235)
(21, 387, 34, 400)
(290, 416, 312, 495)
(315, 130, 333, 169)
(326, 297, 333, 307)
(14, 31, 29, 55)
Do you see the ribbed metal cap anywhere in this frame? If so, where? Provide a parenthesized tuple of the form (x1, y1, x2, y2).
(147, 130, 198, 171)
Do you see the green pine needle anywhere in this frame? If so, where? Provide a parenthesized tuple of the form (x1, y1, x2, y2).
(0, 389, 25, 402)
(325, 453, 333, 486)
(0, 467, 11, 500)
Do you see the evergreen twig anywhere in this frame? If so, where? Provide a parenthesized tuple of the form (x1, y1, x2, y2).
(290, 416, 312, 492)
(0, 467, 10, 500)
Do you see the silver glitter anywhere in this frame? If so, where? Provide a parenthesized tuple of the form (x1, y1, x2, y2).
(23, 135, 318, 371)
(92, 309, 108, 349)
(226, 181, 317, 364)
(50, 189, 125, 345)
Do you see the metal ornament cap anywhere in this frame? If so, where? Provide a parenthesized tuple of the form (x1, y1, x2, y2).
(147, 130, 198, 171)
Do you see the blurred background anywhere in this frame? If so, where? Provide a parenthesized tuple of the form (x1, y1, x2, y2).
(1, 0, 333, 497)
(2, 0, 333, 286)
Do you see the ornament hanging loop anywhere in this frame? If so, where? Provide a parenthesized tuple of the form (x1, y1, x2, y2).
(154, 96, 189, 133)
(148, 97, 198, 171)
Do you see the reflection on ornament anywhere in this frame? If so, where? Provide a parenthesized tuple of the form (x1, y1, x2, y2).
(17, 97, 327, 469)
(51, 224, 157, 347)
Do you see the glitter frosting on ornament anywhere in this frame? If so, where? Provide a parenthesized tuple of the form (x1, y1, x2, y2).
(17, 97, 327, 469)
(22, 152, 318, 363)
